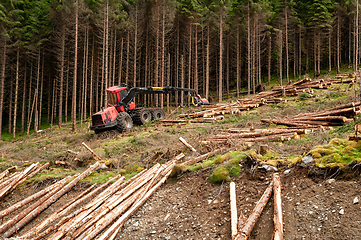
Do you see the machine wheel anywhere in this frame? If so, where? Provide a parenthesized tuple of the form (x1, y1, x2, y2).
(116, 112, 133, 133)
(133, 108, 152, 125)
(151, 108, 165, 120)
(94, 129, 101, 134)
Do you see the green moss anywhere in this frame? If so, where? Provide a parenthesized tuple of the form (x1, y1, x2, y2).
(209, 166, 230, 183)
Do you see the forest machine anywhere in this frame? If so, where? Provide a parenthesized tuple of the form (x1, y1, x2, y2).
(90, 84, 209, 134)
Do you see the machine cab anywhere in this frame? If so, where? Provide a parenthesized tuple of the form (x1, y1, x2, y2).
(106, 84, 135, 112)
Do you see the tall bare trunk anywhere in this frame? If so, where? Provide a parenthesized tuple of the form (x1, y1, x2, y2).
(0, 39, 5, 139)
(100, 15, 106, 107)
(65, 51, 70, 122)
(84, 25, 89, 121)
(236, 26, 240, 97)
(356, 0, 359, 72)
(13, 47, 20, 138)
(194, 21, 198, 93)
(155, 4, 160, 107)
(118, 37, 123, 85)
(219, 12, 223, 102)
(134, 5, 138, 89)
(206, 26, 210, 100)
(317, 32, 321, 75)
(144, 26, 148, 105)
(268, 33, 271, 85)
(285, 4, 289, 84)
(299, 27, 302, 77)
(337, 15, 340, 74)
(126, 31, 130, 87)
(181, 54, 184, 105)
(112, 28, 116, 87)
(8, 70, 12, 134)
(90, 35, 95, 117)
(72, 0, 78, 131)
(226, 35, 229, 99)
(104, 1, 109, 106)
(21, 60, 27, 133)
(247, 3, 251, 95)
(58, 24, 65, 127)
(160, 6, 165, 108)
(34, 49, 40, 133)
(329, 29, 332, 73)
(39, 54, 44, 128)
(167, 53, 170, 112)
(188, 25, 192, 96)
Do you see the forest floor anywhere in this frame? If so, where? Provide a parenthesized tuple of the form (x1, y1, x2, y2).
(1, 77, 361, 239)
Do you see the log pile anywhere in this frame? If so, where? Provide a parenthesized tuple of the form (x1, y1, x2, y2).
(261, 102, 361, 128)
(0, 162, 49, 200)
(231, 173, 283, 240)
(201, 128, 313, 145)
(5, 154, 185, 240)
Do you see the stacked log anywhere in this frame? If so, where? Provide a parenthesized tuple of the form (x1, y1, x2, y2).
(0, 162, 49, 200)
(261, 102, 361, 128)
(13, 154, 185, 240)
(202, 128, 312, 145)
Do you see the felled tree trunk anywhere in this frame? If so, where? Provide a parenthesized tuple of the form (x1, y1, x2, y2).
(273, 173, 283, 240)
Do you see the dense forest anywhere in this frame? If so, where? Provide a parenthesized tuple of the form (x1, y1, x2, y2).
(0, 0, 359, 138)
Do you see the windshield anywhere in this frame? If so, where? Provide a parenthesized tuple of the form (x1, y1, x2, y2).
(108, 92, 118, 104)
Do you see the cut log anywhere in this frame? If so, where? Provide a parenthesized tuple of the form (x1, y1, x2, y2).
(1, 162, 100, 238)
(273, 173, 283, 240)
(233, 181, 274, 240)
(0, 178, 65, 219)
(20, 176, 120, 239)
(237, 211, 247, 230)
(230, 182, 238, 239)
(82, 142, 102, 161)
(348, 135, 361, 141)
(179, 137, 197, 152)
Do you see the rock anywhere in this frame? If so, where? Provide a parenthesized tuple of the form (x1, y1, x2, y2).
(283, 169, 291, 175)
(258, 164, 278, 172)
(302, 155, 314, 164)
(339, 209, 344, 215)
(354, 197, 359, 204)
(326, 179, 336, 184)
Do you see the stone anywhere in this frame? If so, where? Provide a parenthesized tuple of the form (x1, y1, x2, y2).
(283, 169, 291, 175)
(302, 155, 314, 164)
(258, 164, 278, 172)
(326, 179, 336, 184)
(354, 197, 359, 204)
(339, 209, 344, 215)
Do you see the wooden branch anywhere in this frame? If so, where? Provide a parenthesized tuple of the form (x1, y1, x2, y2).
(273, 173, 283, 240)
(234, 181, 274, 240)
(230, 182, 238, 239)
(82, 142, 102, 161)
(179, 137, 197, 152)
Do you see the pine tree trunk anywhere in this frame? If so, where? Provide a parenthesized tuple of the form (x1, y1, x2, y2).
(219, 12, 223, 102)
(299, 27, 302, 78)
(126, 31, 130, 87)
(167, 53, 170, 112)
(155, 4, 159, 107)
(0, 38, 5, 139)
(112, 28, 116, 87)
(337, 14, 340, 74)
(104, 1, 109, 106)
(252, 17, 256, 93)
(96, 57, 100, 111)
(317, 32, 321, 75)
(72, 0, 78, 131)
(39, 55, 44, 128)
(247, 3, 251, 95)
(13, 47, 20, 138)
(279, 30, 283, 86)
(268, 34, 271, 85)
(285, 5, 289, 84)
(314, 37, 317, 78)
(329, 30, 332, 73)
(21, 60, 27, 133)
(100, 15, 106, 107)
(84, 25, 89, 121)
(118, 37, 123, 85)
(226, 35, 229, 99)
(175, 22, 180, 103)
(134, 5, 138, 89)
(144, 26, 148, 105)
(356, 0, 359, 71)
(206, 25, 210, 100)
(188, 24, 192, 99)
(8, 69, 13, 134)
(160, 6, 165, 108)
(181, 54, 184, 105)
(58, 24, 65, 127)
(65, 52, 70, 123)
(90, 35, 95, 117)
(34, 49, 40, 133)
(194, 21, 198, 93)
(237, 26, 240, 97)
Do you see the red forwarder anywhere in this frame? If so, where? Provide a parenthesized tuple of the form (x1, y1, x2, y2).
(90, 84, 209, 134)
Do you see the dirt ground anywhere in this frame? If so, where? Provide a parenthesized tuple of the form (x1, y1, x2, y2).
(3, 165, 360, 240)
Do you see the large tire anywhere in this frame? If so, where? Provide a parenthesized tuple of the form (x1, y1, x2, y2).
(116, 112, 133, 133)
(132, 108, 152, 125)
(151, 108, 165, 120)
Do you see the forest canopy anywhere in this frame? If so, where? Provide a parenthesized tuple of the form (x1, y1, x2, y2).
(0, 0, 360, 138)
